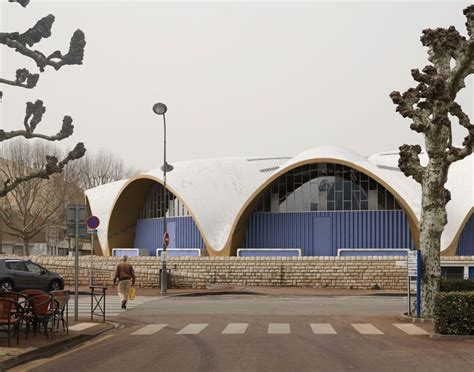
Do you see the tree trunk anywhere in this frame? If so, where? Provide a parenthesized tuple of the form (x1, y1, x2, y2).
(419, 159, 448, 317)
(22, 238, 30, 256)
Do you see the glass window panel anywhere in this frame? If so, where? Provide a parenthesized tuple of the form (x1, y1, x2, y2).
(271, 193, 279, 212)
(302, 183, 310, 211)
(360, 187, 368, 201)
(360, 172, 368, 181)
(378, 187, 386, 209)
(386, 192, 395, 210)
(294, 187, 303, 211)
(352, 191, 360, 210)
(318, 163, 327, 176)
(361, 181, 369, 193)
(343, 166, 350, 181)
(319, 190, 327, 211)
(327, 163, 334, 176)
(310, 180, 318, 211)
(327, 201, 335, 211)
(311, 171, 318, 179)
(343, 181, 352, 200)
(351, 169, 360, 184)
(335, 176, 343, 191)
(335, 191, 343, 210)
(335, 163, 343, 172)
(286, 192, 296, 212)
(369, 178, 377, 190)
(361, 200, 368, 210)
(368, 190, 378, 210)
(328, 180, 335, 201)
(344, 201, 352, 211)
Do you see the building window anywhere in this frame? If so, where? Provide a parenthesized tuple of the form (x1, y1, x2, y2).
(139, 184, 190, 219)
(253, 163, 402, 213)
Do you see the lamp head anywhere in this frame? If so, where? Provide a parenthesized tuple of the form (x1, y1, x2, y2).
(152, 103, 167, 115)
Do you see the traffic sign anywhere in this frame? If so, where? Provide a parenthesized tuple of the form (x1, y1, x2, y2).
(163, 232, 170, 248)
(87, 228, 98, 235)
(87, 216, 100, 229)
(67, 204, 88, 238)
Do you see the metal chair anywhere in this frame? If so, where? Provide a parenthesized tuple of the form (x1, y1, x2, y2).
(0, 298, 20, 346)
(50, 290, 69, 334)
(24, 294, 54, 340)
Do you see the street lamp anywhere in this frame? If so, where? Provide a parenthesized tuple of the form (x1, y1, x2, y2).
(153, 102, 173, 294)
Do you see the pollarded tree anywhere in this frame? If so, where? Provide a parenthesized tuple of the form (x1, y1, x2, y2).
(0, 0, 86, 197)
(390, 5, 474, 316)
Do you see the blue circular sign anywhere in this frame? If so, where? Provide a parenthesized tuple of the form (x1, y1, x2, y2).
(87, 216, 100, 229)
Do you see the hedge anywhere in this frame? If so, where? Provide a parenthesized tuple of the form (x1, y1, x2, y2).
(433, 292, 474, 335)
(440, 279, 474, 292)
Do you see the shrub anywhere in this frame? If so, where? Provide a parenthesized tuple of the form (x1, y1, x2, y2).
(433, 292, 474, 335)
(440, 279, 474, 292)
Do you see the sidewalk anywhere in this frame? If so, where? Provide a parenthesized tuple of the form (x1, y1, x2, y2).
(65, 285, 405, 297)
(0, 319, 115, 370)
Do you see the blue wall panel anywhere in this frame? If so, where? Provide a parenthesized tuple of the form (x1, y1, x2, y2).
(456, 214, 474, 255)
(245, 211, 415, 256)
(134, 216, 204, 256)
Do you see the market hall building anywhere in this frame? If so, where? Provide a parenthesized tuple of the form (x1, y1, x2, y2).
(85, 146, 473, 265)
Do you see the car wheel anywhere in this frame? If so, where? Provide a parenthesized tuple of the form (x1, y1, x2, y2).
(0, 280, 14, 292)
(48, 280, 63, 292)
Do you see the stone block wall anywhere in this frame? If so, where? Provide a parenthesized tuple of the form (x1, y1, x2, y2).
(16, 255, 474, 290)
(26, 255, 417, 290)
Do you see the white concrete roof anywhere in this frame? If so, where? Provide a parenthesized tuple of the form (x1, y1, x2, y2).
(85, 146, 473, 255)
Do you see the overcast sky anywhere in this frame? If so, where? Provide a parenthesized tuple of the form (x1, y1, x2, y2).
(1, 1, 472, 171)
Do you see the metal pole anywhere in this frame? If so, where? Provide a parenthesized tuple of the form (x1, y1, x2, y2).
(74, 205, 79, 321)
(161, 113, 168, 294)
(89, 233, 94, 287)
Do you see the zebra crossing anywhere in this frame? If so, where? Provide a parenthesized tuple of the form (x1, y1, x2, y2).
(127, 322, 430, 336)
(67, 295, 157, 317)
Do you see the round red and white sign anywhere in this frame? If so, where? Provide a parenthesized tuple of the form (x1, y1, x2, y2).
(163, 232, 170, 247)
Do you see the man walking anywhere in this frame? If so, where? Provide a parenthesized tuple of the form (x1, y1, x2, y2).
(113, 255, 136, 309)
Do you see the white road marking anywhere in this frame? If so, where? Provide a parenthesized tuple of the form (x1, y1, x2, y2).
(351, 323, 384, 335)
(221, 323, 248, 334)
(268, 323, 291, 334)
(69, 323, 98, 331)
(393, 324, 429, 335)
(131, 324, 168, 335)
(176, 323, 208, 335)
(310, 323, 337, 334)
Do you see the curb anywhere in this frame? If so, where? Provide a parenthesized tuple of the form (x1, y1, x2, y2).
(0, 322, 116, 371)
(430, 332, 474, 341)
(170, 290, 263, 298)
(398, 313, 434, 323)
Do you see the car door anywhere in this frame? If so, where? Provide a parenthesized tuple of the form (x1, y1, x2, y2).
(24, 261, 49, 290)
(4, 260, 30, 290)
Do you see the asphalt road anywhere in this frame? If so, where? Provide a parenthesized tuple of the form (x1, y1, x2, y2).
(15, 295, 474, 372)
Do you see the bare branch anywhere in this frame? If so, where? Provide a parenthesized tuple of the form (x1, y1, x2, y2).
(0, 68, 39, 89)
(0, 142, 86, 197)
(8, 0, 30, 7)
(0, 26, 86, 72)
(446, 102, 474, 163)
(398, 144, 425, 184)
(0, 100, 75, 142)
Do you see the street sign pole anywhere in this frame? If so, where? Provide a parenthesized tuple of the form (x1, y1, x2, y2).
(74, 205, 79, 322)
(90, 233, 94, 287)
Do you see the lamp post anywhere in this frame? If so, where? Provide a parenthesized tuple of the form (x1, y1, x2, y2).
(152, 102, 173, 294)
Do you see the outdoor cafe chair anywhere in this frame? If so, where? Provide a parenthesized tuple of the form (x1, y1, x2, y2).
(24, 294, 54, 340)
(0, 298, 20, 347)
(21, 289, 46, 298)
(50, 290, 69, 334)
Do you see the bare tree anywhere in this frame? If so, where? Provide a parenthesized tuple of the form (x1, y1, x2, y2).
(390, 5, 474, 316)
(75, 149, 137, 190)
(0, 140, 83, 255)
(0, 0, 86, 197)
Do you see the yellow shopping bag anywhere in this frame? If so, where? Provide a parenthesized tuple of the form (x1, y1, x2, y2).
(128, 287, 136, 301)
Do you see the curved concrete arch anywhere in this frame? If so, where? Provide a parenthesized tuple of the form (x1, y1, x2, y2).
(222, 150, 420, 257)
(107, 175, 210, 256)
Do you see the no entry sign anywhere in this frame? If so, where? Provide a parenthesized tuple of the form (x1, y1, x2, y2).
(163, 232, 170, 248)
(87, 216, 100, 229)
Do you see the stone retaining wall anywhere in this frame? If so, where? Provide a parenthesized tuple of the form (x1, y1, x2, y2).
(23, 256, 474, 290)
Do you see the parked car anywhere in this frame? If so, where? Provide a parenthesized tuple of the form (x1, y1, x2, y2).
(0, 259, 64, 292)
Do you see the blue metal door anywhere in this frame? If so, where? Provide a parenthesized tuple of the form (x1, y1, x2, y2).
(313, 216, 332, 256)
